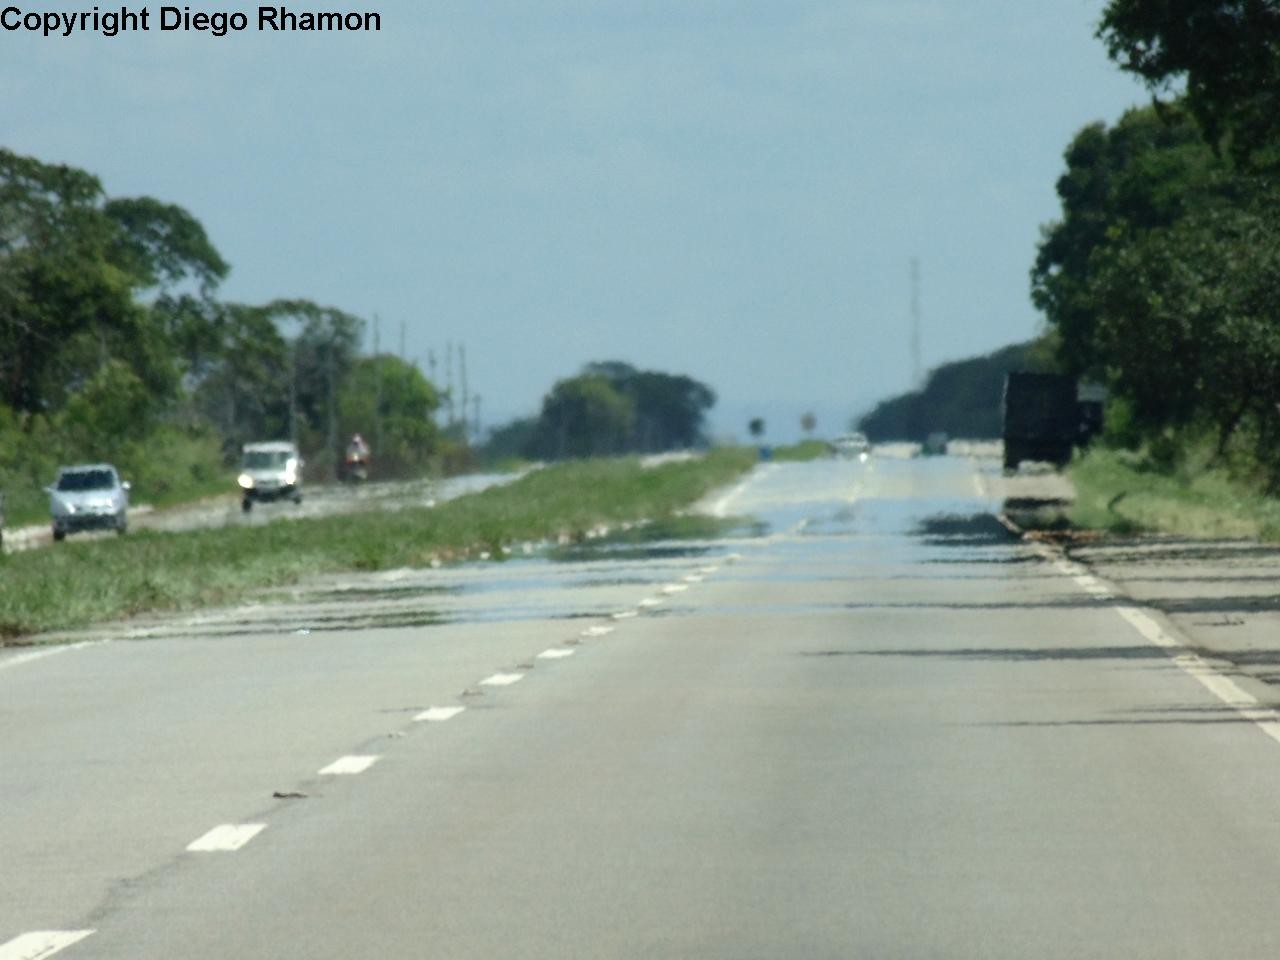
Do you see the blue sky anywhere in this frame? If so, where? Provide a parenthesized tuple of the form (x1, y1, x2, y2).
(2, 1, 1148, 441)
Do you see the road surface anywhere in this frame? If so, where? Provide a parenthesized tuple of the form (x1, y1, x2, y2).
(5, 454, 1280, 958)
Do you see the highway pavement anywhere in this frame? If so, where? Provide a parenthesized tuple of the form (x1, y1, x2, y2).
(5, 454, 1280, 958)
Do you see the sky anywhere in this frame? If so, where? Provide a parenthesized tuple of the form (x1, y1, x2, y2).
(2, 1, 1150, 442)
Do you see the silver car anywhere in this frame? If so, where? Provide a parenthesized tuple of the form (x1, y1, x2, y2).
(47, 464, 131, 541)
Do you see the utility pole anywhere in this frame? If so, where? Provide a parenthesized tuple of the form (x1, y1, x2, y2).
(327, 346, 337, 479)
(459, 343, 469, 441)
(445, 341, 455, 428)
(399, 319, 406, 360)
(373, 314, 383, 455)
(288, 340, 297, 445)
(471, 393, 482, 442)
(910, 257, 922, 388)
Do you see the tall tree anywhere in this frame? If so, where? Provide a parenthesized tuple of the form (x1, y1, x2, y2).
(1099, 0, 1280, 167)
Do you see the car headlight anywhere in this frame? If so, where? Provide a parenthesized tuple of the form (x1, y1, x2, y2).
(238, 473, 254, 489)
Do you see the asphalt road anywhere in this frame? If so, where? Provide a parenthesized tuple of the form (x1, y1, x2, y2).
(6, 455, 1280, 958)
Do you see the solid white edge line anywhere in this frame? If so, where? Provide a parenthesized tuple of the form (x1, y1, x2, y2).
(186, 823, 266, 852)
(538, 648, 575, 660)
(318, 755, 380, 776)
(0, 931, 96, 960)
(1058, 564, 1280, 749)
(414, 706, 465, 723)
(0, 641, 107, 674)
(480, 672, 524, 687)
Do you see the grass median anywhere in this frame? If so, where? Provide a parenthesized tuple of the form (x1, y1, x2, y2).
(0, 448, 756, 642)
(1068, 448, 1280, 540)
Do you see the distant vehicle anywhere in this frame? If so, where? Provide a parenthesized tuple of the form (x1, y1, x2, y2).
(1002, 373, 1104, 471)
(831, 432, 871, 459)
(46, 464, 130, 541)
(238, 441, 303, 512)
(342, 433, 370, 482)
(922, 431, 949, 456)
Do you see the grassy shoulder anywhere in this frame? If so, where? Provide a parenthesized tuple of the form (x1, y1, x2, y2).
(0, 447, 756, 642)
(769, 439, 832, 462)
(1068, 447, 1280, 540)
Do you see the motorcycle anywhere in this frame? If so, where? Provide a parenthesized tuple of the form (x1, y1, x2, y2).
(343, 453, 370, 483)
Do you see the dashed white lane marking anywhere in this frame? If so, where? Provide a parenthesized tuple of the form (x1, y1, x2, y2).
(660, 583, 688, 594)
(415, 706, 466, 723)
(611, 610, 638, 620)
(538, 648, 575, 660)
(580, 625, 614, 638)
(682, 574, 703, 583)
(319, 755, 380, 775)
(637, 597, 663, 608)
(0, 641, 107, 674)
(699, 565, 719, 574)
(480, 672, 524, 687)
(186, 824, 266, 852)
(0, 931, 96, 960)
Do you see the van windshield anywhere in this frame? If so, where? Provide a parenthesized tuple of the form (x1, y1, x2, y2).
(243, 451, 292, 469)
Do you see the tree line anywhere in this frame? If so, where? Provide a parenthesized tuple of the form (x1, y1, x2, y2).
(1032, 1, 1280, 488)
(0, 147, 720, 520)
(0, 148, 447, 517)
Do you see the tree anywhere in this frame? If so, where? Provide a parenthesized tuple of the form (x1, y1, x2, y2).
(527, 375, 635, 459)
(1031, 105, 1219, 377)
(800, 412, 816, 436)
(1098, 0, 1280, 167)
(748, 418, 765, 439)
(339, 355, 441, 475)
(0, 148, 228, 415)
(581, 361, 716, 451)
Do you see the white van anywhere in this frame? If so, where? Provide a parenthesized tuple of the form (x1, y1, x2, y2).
(238, 441, 303, 512)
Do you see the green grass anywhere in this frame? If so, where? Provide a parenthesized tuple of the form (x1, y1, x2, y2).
(1068, 447, 1280, 540)
(0, 448, 756, 642)
(770, 439, 832, 462)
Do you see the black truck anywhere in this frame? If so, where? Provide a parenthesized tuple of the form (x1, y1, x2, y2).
(1002, 373, 1102, 472)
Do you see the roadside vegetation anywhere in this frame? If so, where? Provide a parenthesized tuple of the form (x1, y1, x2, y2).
(769, 439, 832, 462)
(0, 449, 755, 642)
(1069, 446, 1280, 541)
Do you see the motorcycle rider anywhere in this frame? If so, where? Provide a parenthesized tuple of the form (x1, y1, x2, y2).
(345, 432, 371, 480)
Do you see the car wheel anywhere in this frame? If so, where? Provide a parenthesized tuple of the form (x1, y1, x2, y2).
(53, 527, 66, 542)
(116, 518, 128, 535)
(241, 498, 253, 513)
(292, 493, 303, 505)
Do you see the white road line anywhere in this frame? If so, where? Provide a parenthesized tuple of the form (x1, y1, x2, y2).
(480, 672, 524, 687)
(319, 755, 380, 775)
(187, 824, 266, 852)
(682, 574, 704, 583)
(660, 583, 688, 594)
(414, 706, 466, 723)
(0, 931, 95, 960)
(581, 625, 614, 638)
(0, 641, 107, 674)
(537, 648, 575, 660)
(1057, 565, 1280, 749)
(699, 565, 719, 574)
(637, 597, 663, 608)
(611, 610, 638, 620)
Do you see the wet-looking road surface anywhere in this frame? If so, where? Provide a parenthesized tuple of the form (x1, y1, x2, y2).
(5, 455, 1280, 958)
